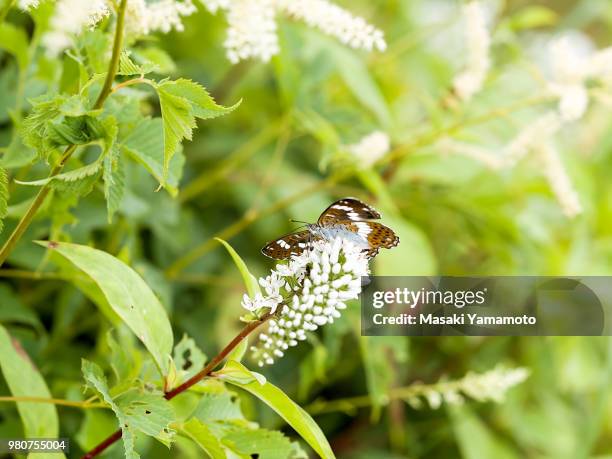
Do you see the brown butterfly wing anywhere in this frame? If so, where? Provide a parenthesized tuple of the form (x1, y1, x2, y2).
(261, 230, 314, 260)
(318, 198, 381, 225)
(366, 222, 400, 249)
(336, 221, 399, 257)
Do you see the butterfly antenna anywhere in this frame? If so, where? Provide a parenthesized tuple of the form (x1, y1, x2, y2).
(290, 219, 309, 230)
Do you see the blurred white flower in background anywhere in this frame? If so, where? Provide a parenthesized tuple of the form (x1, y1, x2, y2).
(406, 365, 530, 409)
(224, 0, 279, 63)
(42, 0, 111, 56)
(503, 111, 562, 165)
(243, 237, 369, 367)
(346, 131, 391, 168)
(17, 0, 39, 10)
(538, 142, 582, 218)
(544, 32, 612, 121)
(452, 1, 492, 101)
(203, 0, 386, 63)
(140, 0, 197, 33)
(278, 0, 386, 52)
(28, 0, 385, 62)
(437, 137, 503, 170)
(437, 110, 582, 217)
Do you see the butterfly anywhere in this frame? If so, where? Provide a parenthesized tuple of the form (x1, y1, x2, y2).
(261, 197, 400, 260)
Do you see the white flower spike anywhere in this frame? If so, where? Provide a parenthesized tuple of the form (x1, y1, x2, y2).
(452, 1, 492, 101)
(347, 131, 391, 168)
(243, 236, 369, 367)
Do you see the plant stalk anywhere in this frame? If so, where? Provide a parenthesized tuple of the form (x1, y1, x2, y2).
(81, 311, 273, 459)
(0, 0, 128, 267)
(0, 395, 106, 409)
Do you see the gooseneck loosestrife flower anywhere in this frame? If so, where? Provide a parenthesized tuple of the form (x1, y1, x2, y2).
(27, 0, 384, 61)
(347, 131, 391, 168)
(203, 0, 387, 63)
(452, 1, 491, 101)
(242, 237, 369, 367)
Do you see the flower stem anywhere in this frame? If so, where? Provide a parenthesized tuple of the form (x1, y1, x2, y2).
(81, 311, 274, 459)
(0, 395, 106, 409)
(0, 0, 128, 268)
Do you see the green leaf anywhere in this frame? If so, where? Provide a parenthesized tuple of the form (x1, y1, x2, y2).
(121, 117, 185, 196)
(180, 418, 227, 459)
(0, 284, 43, 333)
(42, 242, 173, 376)
(136, 47, 176, 74)
(213, 238, 260, 363)
(0, 166, 7, 233)
(82, 360, 175, 458)
(449, 404, 519, 459)
(358, 336, 408, 422)
(0, 325, 65, 458)
(20, 95, 109, 160)
(118, 51, 158, 75)
(158, 79, 240, 120)
(116, 390, 175, 444)
(507, 6, 558, 30)
(323, 39, 391, 127)
(20, 95, 65, 159)
(219, 360, 335, 459)
(157, 83, 196, 178)
(82, 361, 140, 459)
(103, 145, 125, 222)
(172, 334, 207, 386)
(215, 238, 261, 298)
(191, 392, 244, 423)
(222, 427, 296, 459)
(0, 23, 29, 70)
(154, 78, 239, 177)
(16, 160, 102, 187)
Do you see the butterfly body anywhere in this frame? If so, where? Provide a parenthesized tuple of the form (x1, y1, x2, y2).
(262, 198, 399, 260)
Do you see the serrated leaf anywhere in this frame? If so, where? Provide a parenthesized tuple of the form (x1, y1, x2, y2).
(82, 360, 175, 458)
(16, 160, 103, 187)
(0, 326, 65, 458)
(117, 390, 175, 445)
(154, 79, 239, 177)
(20, 95, 65, 159)
(158, 79, 240, 120)
(121, 117, 184, 195)
(81, 360, 139, 459)
(136, 47, 176, 74)
(222, 427, 295, 459)
(220, 361, 335, 459)
(118, 51, 158, 75)
(20, 94, 107, 160)
(157, 84, 194, 177)
(0, 166, 7, 233)
(172, 334, 207, 387)
(192, 392, 244, 423)
(180, 418, 227, 459)
(42, 242, 173, 376)
(48, 115, 109, 147)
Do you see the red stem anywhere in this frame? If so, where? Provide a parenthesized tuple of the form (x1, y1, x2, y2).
(81, 313, 272, 459)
